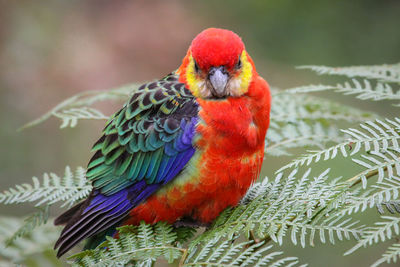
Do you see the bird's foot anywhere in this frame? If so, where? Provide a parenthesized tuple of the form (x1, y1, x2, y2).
(249, 230, 261, 244)
(173, 217, 211, 229)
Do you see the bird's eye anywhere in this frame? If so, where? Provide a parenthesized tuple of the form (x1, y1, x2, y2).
(194, 60, 200, 73)
(236, 58, 242, 69)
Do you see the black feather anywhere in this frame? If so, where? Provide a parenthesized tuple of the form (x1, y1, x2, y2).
(54, 202, 85, 226)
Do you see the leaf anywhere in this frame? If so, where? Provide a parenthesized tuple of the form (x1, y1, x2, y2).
(0, 166, 92, 207)
(298, 63, 400, 83)
(5, 205, 50, 246)
(53, 107, 108, 128)
(0, 216, 61, 264)
(185, 238, 305, 267)
(195, 169, 364, 249)
(19, 83, 138, 130)
(371, 242, 400, 267)
(277, 118, 400, 173)
(70, 222, 184, 266)
(345, 216, 400, 255)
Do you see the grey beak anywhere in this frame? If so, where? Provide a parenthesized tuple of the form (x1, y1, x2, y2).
(208, 66, 229, 97)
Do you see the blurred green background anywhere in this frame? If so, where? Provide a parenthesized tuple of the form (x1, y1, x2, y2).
(0, 0, 399, 266)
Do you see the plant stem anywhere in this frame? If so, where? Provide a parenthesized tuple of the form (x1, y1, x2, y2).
(179, 248, 188, 267)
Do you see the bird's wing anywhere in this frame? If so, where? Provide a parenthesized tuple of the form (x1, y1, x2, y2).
(87, 73, 198, 195)
(54, 73, 198, 256)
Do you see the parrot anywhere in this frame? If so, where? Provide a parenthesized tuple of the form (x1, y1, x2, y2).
(54, 28, 271, 257)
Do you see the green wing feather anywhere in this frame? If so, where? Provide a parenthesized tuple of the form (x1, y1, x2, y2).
(86, 73, 198, 195)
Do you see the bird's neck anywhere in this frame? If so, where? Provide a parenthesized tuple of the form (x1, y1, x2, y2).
(193, 76, 270, 156)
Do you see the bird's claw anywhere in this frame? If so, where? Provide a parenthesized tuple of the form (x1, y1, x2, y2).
(173, 218, 211, 229)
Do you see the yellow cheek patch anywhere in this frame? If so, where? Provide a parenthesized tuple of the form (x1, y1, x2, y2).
(185, 55, 205, 98)
(234, 50, 253, 95)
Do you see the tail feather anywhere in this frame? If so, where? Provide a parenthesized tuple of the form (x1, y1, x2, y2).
(54, 202, 85, 226)
(54, 190, 133, 258)
(56, 212, 127, 257)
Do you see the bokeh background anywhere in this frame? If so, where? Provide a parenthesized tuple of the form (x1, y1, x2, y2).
(1, 0, 399, 266)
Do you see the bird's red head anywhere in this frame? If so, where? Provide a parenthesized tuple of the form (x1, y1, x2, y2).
(178, 28, 256, 99)
(191, 28, 244, 71)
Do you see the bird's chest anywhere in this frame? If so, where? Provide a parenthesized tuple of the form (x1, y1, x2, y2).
(175, 100, 265, 218)
(170, 133, 264, 222)
(192, 102, 262, 184)
(194, 97, 262, 154)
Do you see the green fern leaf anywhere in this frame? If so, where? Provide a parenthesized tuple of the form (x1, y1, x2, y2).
(19, 83, 137, 130)
(70, 222, 184, 266)
(53, 107, 108, 128)
(5, 205, 50, 246)
(371, 242, 400, 267)
(377, 200, 400, 214)
(341, 176, 400, 215)
(285, 79, 400, 102)
(0, 166, 92, 207)
(277, 118, 400, 174)
(298, 63, 400, 82)
(0, 216, 60, 264)
(267, 123, 343, 156)
(196, 169, 364, 249)
(185, 239, 305, 267)
(345, 216, 400, 256)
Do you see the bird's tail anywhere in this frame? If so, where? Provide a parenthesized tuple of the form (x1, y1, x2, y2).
(54, 202, 84, 225)
(53, 190, 132, 258)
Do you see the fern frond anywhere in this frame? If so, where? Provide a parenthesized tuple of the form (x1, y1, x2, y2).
(280, 85, 336, 94)
(197, 169, 364, 249)
(377, 201, 400, 214)
(267, 92, 376, 156)
(0, 216, 60, 263)
(335, 79, 400, 101)
(71, 222, 184, 266)
(54, 107, 108, 128)
(240, 177, 271, 205)
(349, 148, 400, 187)
(267, 123, 343, 156)
(371, 242, 400, 267)
(20, 83, 137, 130)
(5, 205, 50, 246)
(185, 239, 305, 267)
(298, 63, 400, 82)
(345, 216, 400, 255)
(0, 166, 92, 207)
(277, 118, 400, 173)
(342, 176, 400, 215)
(271, 93, 374, 123)
(285, 80, 400, 102)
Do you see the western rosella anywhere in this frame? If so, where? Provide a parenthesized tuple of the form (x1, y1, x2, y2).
(54, 28, 271, 257)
